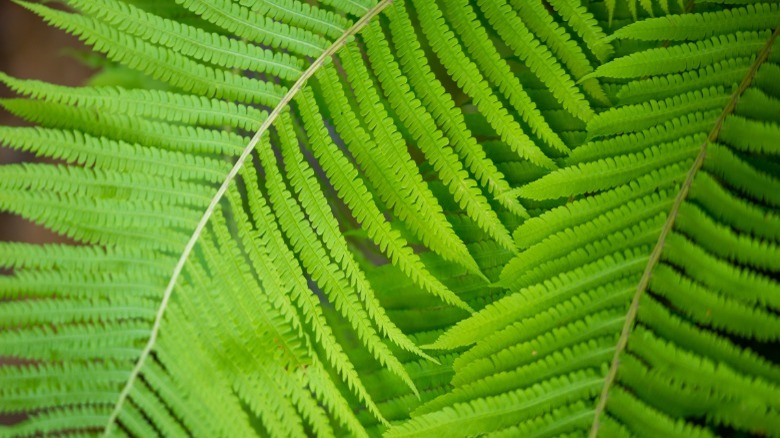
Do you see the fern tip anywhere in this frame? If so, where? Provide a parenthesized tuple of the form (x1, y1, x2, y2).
(577, 72, 597, 84)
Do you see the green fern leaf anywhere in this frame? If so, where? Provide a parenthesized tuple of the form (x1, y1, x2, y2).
(1, 1, 778, 437)
(406, 10, 780, 437)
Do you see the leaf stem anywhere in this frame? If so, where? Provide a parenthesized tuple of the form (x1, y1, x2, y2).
(588, 25, 779, 438)
(102, 1, 394, 433)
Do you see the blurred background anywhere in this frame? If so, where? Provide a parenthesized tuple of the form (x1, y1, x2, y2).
(0, 1, 95, 244)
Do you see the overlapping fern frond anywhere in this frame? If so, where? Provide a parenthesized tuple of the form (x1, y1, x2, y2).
(0, 0, 778, 437)
(404, 4, 780, 437)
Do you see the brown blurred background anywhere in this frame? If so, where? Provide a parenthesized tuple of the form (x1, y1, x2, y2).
(0, 1, 95, 244)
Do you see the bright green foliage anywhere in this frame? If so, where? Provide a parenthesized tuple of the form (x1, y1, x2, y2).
(410, 3, 780, 437)
(0, 0, 778, 437)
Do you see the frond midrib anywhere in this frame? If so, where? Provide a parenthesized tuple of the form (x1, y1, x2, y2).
(587, 25, 780, 438)
(101, 1, 395, 433)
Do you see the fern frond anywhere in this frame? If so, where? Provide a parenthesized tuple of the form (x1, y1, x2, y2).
(518, 136, 699, 199)
(412, 0, 557, 168)
(394, 10, 780, 438)
(18, 1, 286, 105)
(589, 30, 772, 79)
(0, 127, 230, 182)
(173, 0, 330, 57)
(385, 2, 529, 218)
(587, 86, 730, 138)
(1, 99, 245, 156)
(387, 371, 604, 437)
(361, 21, 515, 253)
(2, 1, 778, 436)
(476, 0, 596, 122)
(608, 3, 780, 41)
(0, 72, 267, 130)
(246, 0, 350, 39)
(547, 0, 614, 63)
(67, 0, 305, 81)
(510, 0, 610, 106)
(443, 0, 570, 156)
(316, 57, 482, 279)
(235, 164, 384, 431)
(294, 88, 469, 311)
(256, 129, 420, 395)
(0, 163, 210, 207)
(276, 112, 434, 362)
(616, 57, 753, 104)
